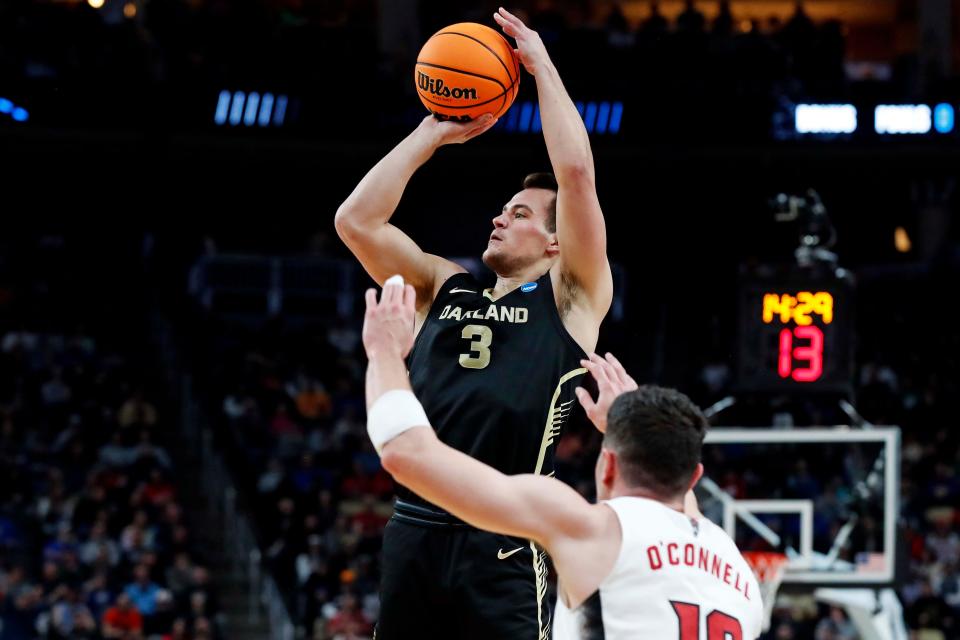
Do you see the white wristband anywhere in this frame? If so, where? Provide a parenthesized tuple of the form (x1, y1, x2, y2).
(367, 389, 430, 454)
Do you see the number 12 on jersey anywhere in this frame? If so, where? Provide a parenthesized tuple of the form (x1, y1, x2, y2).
(672, 601, 742, 640)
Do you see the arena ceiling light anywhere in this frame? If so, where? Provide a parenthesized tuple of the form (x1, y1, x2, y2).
(794, 104, 857, 135)
(499, 100, 623, 135)
(214, 90, 289, 127)
(874, 104, 932, 135)
(933, 103, 954, 134)
(0, 97, 29, 122)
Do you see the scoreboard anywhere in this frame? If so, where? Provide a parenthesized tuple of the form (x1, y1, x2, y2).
(737, 270, 855, 393)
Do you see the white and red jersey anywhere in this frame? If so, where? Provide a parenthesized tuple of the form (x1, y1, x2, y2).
(553, 496, 764, 640)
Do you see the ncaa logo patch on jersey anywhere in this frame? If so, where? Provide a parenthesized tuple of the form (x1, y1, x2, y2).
(521, 282, 538, 293)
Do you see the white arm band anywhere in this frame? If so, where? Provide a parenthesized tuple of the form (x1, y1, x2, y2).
(367, 389, 430, 454)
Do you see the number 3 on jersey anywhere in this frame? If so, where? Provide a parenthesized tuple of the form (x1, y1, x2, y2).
(459, 325, 492, 369)
(672, 602, 742, 640)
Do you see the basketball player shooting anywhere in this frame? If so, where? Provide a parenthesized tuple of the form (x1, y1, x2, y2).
(362, 275, 764, 640)
(335, 7, 611, 639)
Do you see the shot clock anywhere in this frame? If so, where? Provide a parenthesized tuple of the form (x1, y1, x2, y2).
(737, 270, 854, 393)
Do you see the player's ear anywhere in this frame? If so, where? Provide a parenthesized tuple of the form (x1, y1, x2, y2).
(599, 448, 617, 487)
(545, 232, 560, 258)
(687, 463, 704, 493)
(594, 450, 608, 498)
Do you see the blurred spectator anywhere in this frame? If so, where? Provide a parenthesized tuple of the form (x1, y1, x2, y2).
(641, 1, 668, 38)
(258, 456, 289, 495)
(326, 592, 372, 638)
(125, 563, 161, 616)
(188, 565, 220, 614)
(83, 571, 114, 621)
(99, 431, 138, 468)
(141, 468, 177, 506)
(906, 580, 957, 636)
(167, 617, 190, 640)
(677, 0, 706, 33)
(121, 510, 157, 555)
(165, 552, 194, 597)
(118, 389, 158, 429)
(926, 518, 960, 566)
(813, 607, 856, 639)
(340, 459, 392, 501)
(72, 483, 109, 533)
(146, 589, 177, 636)
(271, 403, 303, 440)
(713, 0, 734, 36)
(287, 372, 332, 424)
(41, 367, 73, 408)
(327, 320, 360, 357)
(48, 586, 98, 639)
(134, 429, 173, 469)
(101, 592, 144, 638)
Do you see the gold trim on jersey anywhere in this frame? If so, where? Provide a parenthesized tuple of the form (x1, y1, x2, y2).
(533, 368, 587, 475)
(531, 540, 549, 640)
(530, 367, 587, 640)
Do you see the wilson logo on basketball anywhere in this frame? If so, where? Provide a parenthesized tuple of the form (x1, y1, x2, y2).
(417, 71, 478, 100)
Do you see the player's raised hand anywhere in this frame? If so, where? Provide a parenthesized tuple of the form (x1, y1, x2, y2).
(575, 352, 639, 433)
(493, 7, 548, 77)
(362, 275, 417, 360)
(417, 113, 499, 147)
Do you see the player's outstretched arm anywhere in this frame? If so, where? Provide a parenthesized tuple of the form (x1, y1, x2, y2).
(362, 275, 604, 547)
(494, 7, 613, 316)
(335, 115, 497, 308)
(382, 427, 604, 545)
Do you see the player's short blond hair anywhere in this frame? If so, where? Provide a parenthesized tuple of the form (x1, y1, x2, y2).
(522, 172, 558, 232)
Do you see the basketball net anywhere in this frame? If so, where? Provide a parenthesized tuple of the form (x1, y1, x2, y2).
(743, 551, 788, 632)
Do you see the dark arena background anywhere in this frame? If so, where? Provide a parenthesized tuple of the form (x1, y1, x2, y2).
(2, 1, 960, 639)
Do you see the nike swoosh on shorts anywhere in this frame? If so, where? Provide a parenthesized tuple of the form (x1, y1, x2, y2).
(497, 547, 524, 560)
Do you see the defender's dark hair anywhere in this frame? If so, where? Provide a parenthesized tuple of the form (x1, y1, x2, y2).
(604, 385, 708, 499)
(522, 172, 558, 232)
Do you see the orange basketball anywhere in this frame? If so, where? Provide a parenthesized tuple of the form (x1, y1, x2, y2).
(415, 22, 520, 122)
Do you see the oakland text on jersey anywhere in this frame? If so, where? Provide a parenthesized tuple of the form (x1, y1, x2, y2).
(646, 540, 754, 602)
(416, 71, 478, 100)
(437, 304, 529, 324)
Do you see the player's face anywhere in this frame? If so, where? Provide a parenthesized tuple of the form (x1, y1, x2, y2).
(481, 188, 557, 275)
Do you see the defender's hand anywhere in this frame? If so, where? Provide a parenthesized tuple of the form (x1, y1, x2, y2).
(416, 114, 498, 148)
(493, 7, 549, 77)
(362, 275, 417, 360)
(575, 352, 639, 433)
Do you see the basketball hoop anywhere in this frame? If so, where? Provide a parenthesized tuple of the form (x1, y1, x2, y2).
(743, 551, 789, 632)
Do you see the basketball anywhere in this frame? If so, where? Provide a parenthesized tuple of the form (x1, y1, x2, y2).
(415, 22, 520, 122)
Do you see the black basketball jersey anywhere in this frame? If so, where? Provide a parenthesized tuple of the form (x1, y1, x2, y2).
(405, 270, 587, 508)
